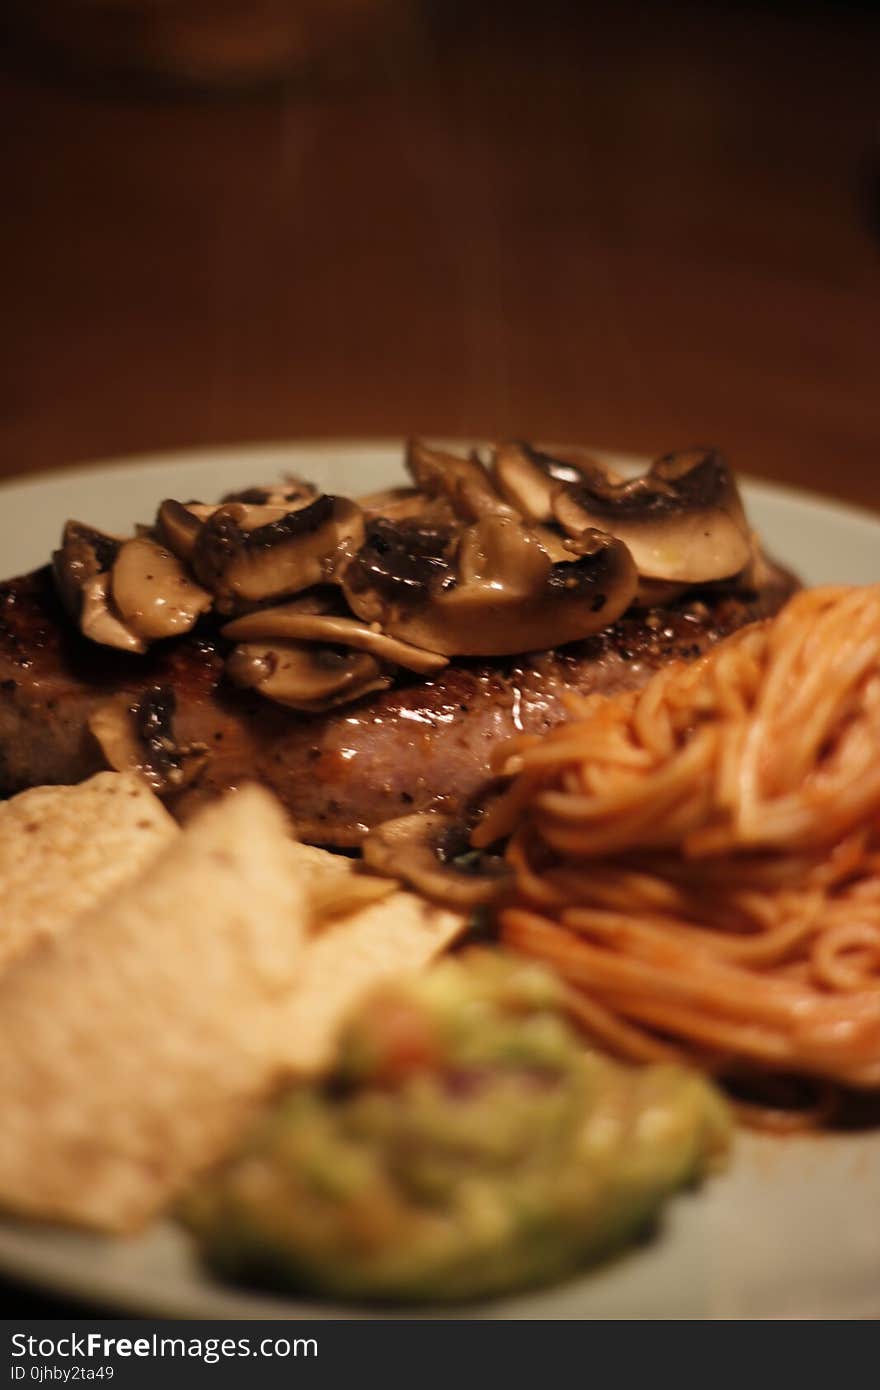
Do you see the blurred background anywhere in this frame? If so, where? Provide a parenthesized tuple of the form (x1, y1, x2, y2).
(1, 0, 878, 506)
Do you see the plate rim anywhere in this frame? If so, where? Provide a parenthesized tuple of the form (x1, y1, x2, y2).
(0, 437, 878, 533)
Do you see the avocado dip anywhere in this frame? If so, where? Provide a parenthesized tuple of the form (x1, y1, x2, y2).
(180, 951, 731, 1303)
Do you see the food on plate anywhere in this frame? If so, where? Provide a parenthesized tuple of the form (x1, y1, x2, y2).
(0, 778, 464, 1235)
(0, 786, 307, 1232)
(287, 838, 398, 921)
(0, 770, 175, 971)
(181, 951, 730, 1302)
(0, 441, 796, 845)
(5, 442, 864, 1311)
(280, 843, 466, 1075)
(469, 585, 880, 1124)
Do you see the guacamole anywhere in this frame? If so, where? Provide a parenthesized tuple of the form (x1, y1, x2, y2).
(181, 951, 730, 1302)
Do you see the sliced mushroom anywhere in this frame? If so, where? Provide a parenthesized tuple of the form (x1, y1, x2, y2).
(733, 533, 779, 593)
(552, 449, 751, 583)
(80, 574, 147, 652)
(156, 494, 323, 566)
(356, 487, 424, 520)
(364, 516, 638, 657)
(191, 494, 365, 611)
(456, 514, 552, 595)
(406, 440, 514, 522)
(362, 812, 512, 908)
(155, 500, 204, 563)
(632, 577, 689, 609)
(491, 441, 562, 523)
(226, 641, 392, 712)
(531, 443, 608, 484)
(52, 521, 145, 653)
(220, 477, 318, 509)
(158, 503, 215, 573)
(340, 516, 455, 627)
(53, 520, 117, 615)
(110, 535, 212, 641)
(355, 485, 458, 528)
(223, 605, 447, 673)
(89, 685, 207, 792)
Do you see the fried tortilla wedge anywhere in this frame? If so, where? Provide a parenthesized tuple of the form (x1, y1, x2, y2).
(0, 785, 305, 1234)
(279, 880, 467, 1076)
(287, 839, 397, 922)
(0, 771, 177, 972)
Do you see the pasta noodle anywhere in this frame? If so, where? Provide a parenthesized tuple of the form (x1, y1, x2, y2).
(473, 586, 880, 1123)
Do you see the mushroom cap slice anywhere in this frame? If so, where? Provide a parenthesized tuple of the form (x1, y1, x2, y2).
(491, 441, 562, 523)
(553, 449, 751, 584)
(406, 440, 515, 522)
(220, 478, 318, 509)
(226, 641, 392, 712)
(454, 514, 552, 598)
(377, 525, 639, 658)
(362, 812, 511, 908)
(221, 607, 448, 674)
(52, 521, 145, 653)
(89, 686, 207, 792)
(191, 495, 366, 611)
(80, 575, 147, 653)
(111, 536, 212, 641)
(155, 500, 204, 564)
(156, 497, 319, 567)
(354, 486, 456, 526)
(52, 520, 120, 618)
(340, 517, 455, 627)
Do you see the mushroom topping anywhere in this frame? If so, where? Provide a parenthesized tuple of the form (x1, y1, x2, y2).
(79, 575, 148, 652)
(347, 514, 638, 658)
(340, 516, 454, 627)
(632, 577, 689, 609)
(220, 477, 317, 509)
(356, 487, 424, 521)
(222, 606, 448, 674)
(455, 514, 552, 594)
(491, 441, 562, 523)
(52, 521, 145, 653)
(356, 486, 458, 529)
(190, 494, 365, 611)
(155, 500, 207, 563)
(362, 812, 512, 908)
(552, 449, 752, 584)
(156, 496, 320, 565)
(226, 641, 392, 712)
(50, 440, 766, 716)
(110, 535, 212, 641)
(89, 685, 207, 792)
(406, 440, 514, 522)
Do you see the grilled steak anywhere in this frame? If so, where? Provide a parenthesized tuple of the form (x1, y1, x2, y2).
(0, 562, 796, 846)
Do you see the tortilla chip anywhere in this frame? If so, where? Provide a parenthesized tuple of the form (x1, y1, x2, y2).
(286, 840, 397, 922)
(287, 840, 355, 880)
(0, 785, 306, 1234)
(0, 772, 177, 973)
(280, 888, 466, 1075)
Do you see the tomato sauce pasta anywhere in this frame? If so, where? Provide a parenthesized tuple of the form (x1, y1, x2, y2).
(473, 587, 880, 1124)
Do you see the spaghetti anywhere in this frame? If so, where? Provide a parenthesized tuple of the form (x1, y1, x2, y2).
(473, 586, 880, 1123)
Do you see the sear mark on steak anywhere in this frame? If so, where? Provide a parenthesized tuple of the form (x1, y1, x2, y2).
(0, 563, 797, 846)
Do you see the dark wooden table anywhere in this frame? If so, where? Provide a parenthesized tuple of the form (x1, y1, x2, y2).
(1, 0, 879, 1322)
(1, 0, 879, 510)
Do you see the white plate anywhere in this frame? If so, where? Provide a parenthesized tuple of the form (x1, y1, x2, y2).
(1, 441, 879, 1321)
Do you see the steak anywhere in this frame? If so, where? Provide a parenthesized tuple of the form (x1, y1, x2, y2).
(0, 563, 797, 846)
